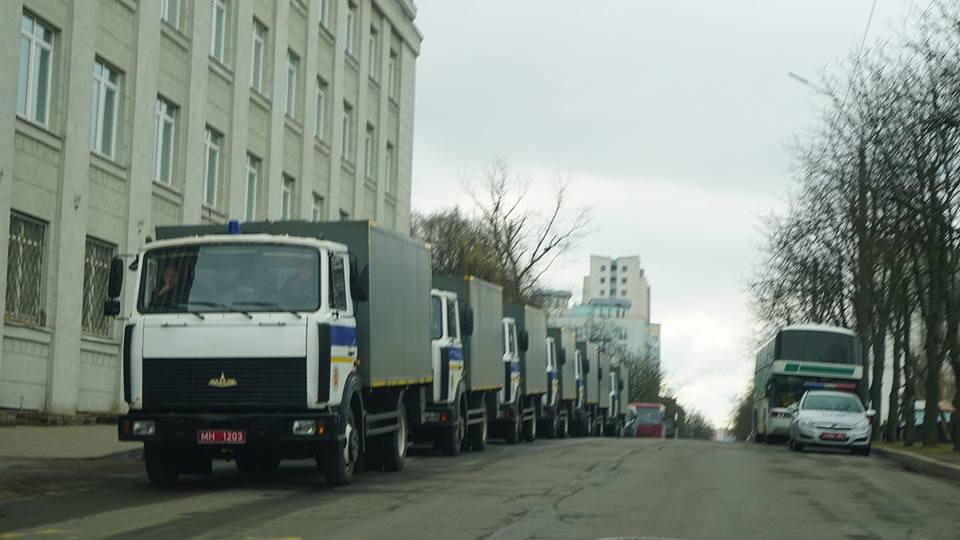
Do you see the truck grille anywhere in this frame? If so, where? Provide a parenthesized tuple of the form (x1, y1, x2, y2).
(142, 357, 306, 411)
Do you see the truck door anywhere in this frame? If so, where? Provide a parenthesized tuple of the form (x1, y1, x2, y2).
(321, 251, 357, 407)
(501, 319, 519, 405)
(444, 296, 464, 403)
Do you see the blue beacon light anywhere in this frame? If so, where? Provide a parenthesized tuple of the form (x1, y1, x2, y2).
(227, 220, 241, 234)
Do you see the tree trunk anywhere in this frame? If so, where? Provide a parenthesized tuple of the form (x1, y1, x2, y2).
(887, 323, 902, 442)
(922, 319, 945, 447)
(870, 327, 886, 435)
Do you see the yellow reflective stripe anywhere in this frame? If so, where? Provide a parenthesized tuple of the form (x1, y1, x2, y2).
(331, 357, 354, 364)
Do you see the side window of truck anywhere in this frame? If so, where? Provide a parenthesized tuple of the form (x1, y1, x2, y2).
(329, 253, 348, 312)
(431, 295, 443, 340)
(447, 299, 459, 340)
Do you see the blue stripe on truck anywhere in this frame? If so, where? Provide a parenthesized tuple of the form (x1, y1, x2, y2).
(330, 325, 357, 347)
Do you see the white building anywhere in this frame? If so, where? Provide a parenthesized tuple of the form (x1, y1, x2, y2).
(581, 255, 651, 322)
(1, 0, 421, 415)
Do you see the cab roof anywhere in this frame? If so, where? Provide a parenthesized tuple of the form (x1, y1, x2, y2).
(142, 233, 346, 252)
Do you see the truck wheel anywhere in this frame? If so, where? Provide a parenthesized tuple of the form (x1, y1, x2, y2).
(582, 415, 593, 437)
(443, 408, 465, 457)
(144, 444, 179, 487)
(382, 406, 407, 472)
(321, 408, 359, 486)
(544, 416, 558, 439)
(469, 407, 488, 451)
(505, 413, 522, 444)
(559, 417, 569, 438)
(523, 413, 537, 442)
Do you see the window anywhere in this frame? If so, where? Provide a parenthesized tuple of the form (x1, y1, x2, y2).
(286, 50, 299, 118)
(345, 4, 357, 56)
(312, 193, 324, 221)
(341, 102, 353, 160)
(210, 0, 226, 62)
(385, 143, 395, 193)
(17, 14, 54, 126)
(315, 78, 327, 138)
(600, 265, 605, 271)
(90, 60, 120, 159)
(599, 290, 604, 296)
(5, 213, 45, 325)
(622, 266, 628, 272)
(245, 153, 260, 221)
(446, 299, 459, 340)
(203, 127, 222, 208)
(431, 295, 443, 340)
(153, 97, 176, 185)
(388, 49, 398, 99)
(161, 0, 180, 28)
(368, 27, 379, 80)
(82, 238, 115, 337)
(622, 290, 628, 296)
(319, 0, 329, 28)
(329, 253, 348, 311)
(251, 20, 266, 93)
(600, 277, 605, 283)
(363, 124, 375, 179)
(282, 175, 295, 220)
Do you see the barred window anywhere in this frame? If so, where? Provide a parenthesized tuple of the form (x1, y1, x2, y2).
(82, 237, 115, 337)
(5, 213, 46, 325)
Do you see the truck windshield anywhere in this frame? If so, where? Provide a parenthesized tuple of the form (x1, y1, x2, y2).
(138, 243, 321, 314)
(777, 330, 856, 364)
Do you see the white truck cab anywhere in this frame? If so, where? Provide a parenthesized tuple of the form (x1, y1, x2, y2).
(545, 337, 560, 410)
(501, 317, 522, 406)
(421, 289, 472, 455)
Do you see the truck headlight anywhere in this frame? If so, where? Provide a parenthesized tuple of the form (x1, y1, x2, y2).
(423, 412, 440, 423)
(292, 420, 317, 436)
(799, 420, 815, 429)
(132, 420, 156, 436)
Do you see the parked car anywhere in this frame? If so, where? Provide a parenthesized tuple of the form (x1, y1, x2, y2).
(789, 390, 874, 455)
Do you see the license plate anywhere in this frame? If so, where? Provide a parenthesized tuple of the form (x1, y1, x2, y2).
(197, 429, 246, 445)
(820, 432, 848, 441)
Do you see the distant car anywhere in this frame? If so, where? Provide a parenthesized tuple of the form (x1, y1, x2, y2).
(789, 390, 874, 455)
(625, 402, 665, 438)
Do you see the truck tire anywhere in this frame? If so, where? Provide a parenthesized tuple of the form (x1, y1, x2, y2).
(443, 408, 466, 457)
(543, 415, 558, 439)
(382, 406, 407, 472)
(559, 416, 569, 438)
(582, 415, 593, 437)
(469, 406, 488, 451)
(522, 413, 537, 442)
(505, 412, 522, 444)
(321, 408, 359, 486)
(144, 444, 179, 487)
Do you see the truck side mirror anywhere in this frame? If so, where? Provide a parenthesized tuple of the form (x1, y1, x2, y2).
(583, 359, 591, 374)
(461, 307, 474, 336)
(103, 299, 121, 317)
(108, 256, 124, 298)
(558, 350, 566, 366)
(519, 330, 529, 352)
(618, 380, 624, 392)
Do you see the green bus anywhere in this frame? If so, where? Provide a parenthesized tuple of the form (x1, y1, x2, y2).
(752, 324, 862, 443)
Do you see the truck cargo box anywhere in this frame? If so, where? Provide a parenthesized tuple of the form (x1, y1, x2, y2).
(506, 304, 548, 395)
(155, 220, 433, 388)
(585, 342, 600, 405)
(549, 327, 577, 400)
(433, 275, 504, 392)
(598, 347, 612, 410)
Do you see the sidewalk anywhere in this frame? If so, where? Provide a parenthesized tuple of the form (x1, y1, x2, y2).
(0, 425, 139, 459)
(875, 443, 960, 484)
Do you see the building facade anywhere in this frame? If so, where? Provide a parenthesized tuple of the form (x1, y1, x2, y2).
(581, 255, 650, 322)
(0, 0, 421, 414)
(554, 300, 661, 365)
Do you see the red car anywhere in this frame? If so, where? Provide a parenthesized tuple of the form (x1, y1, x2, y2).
(627, 402, 665, 438)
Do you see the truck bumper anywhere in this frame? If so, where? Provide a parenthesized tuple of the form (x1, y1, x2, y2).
(420, 403, 458, 427)
(118, 411, 341, 445)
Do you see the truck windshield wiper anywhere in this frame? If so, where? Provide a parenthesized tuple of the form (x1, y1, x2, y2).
(232, 301, 302, 319)
(183, 300, 253, 319)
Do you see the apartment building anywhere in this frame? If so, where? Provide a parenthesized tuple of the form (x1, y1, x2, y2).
(0, 0, 421, 414)
(581, 255, 651, 322)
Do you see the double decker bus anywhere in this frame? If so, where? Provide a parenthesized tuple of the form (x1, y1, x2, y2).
(752, 324, 862, 443)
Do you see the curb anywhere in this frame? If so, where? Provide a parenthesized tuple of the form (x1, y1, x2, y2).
(0, 411, 118, 427)
(874, 446, 960, 484)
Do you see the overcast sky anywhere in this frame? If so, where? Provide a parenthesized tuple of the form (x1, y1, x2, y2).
(410, 0, 919, 427)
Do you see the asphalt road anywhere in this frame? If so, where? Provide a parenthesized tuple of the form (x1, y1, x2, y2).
(1, 438, 959, 540)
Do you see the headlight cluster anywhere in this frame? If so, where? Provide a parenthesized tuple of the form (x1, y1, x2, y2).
(799, 419, 815, 429)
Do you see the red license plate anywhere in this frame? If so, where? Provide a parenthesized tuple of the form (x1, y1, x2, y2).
(197, 429, 246, 445)
(820, 432, 848, 441)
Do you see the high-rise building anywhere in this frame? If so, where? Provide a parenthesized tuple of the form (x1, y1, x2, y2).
(0, 0, 421, 414)
(581, 255, 651, 322)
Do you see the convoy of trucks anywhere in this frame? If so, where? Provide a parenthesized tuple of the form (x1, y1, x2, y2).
(105, 220, 637, 487)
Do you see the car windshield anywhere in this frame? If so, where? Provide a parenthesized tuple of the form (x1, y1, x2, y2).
(138, 244, 321, 313)
(803, 394, 863, 413)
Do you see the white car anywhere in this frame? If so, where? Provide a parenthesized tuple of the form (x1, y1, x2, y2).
(789, 390, 875, 456)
